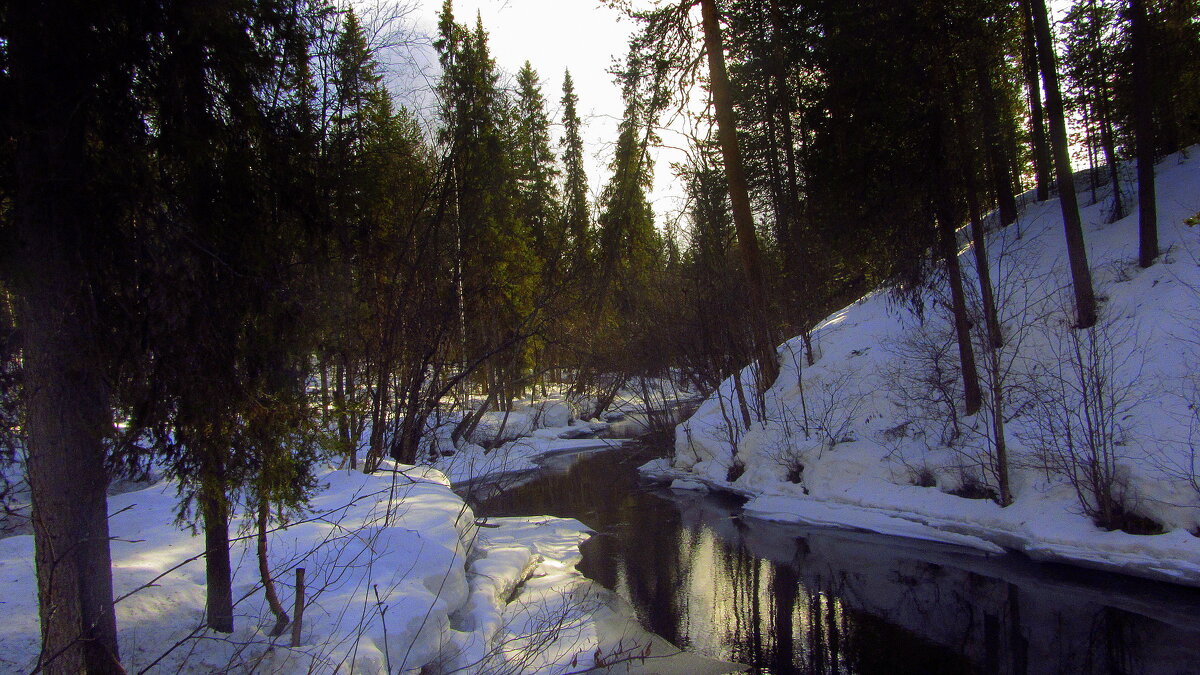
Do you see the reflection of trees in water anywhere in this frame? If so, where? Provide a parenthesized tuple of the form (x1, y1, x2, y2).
(478, 444, 1200, 675)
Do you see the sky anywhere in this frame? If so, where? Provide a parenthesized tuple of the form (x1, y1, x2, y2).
(403, 0, 695, 226)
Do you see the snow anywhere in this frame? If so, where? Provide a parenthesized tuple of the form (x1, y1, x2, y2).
(0, 378, 709, 672)
(651, 147, 1200, 586)
(0, 462, 628, 673)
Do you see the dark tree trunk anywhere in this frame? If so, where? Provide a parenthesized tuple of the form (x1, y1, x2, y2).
(366, 361, 391, 470)
(1097, 97, 1126, 220)
(1130, 0, 1158, 267)
(257, 500, 290, 636)
(200, 472, 235, 633)
(936, 212, 983, 418)
(19, 236, 123, 674)
(1021, 0, 1053, 202)
(928, 98, 982, 417)
(700, 0, 780, 395)
(1031, 0, 1098, 328)
(952, 78, 1011, 505)
(8, 2, 123, 671)
(1085, 110, 1100, 204)
(975, 52, 1018, 226)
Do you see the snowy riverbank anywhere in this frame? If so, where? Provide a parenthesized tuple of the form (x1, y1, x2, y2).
(647, 148, 1200, 586)
(0, 463, 605, 673)
(0, 385, 705, 673)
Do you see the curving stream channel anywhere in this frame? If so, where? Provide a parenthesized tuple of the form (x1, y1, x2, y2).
(469, 427, 1200, 674)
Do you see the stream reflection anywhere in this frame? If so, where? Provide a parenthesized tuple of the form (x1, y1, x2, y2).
(473, 439, 1200, 674)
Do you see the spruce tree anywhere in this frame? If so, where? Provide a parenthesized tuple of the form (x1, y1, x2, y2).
(513, 62, 562, 282)
(437, 5, 537, 427)
(560, 70, 592, 265)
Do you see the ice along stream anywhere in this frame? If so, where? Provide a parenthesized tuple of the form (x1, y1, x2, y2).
(470, 430, 1200, 674)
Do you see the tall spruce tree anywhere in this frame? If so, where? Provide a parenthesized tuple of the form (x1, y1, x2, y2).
(513, 62, 562, 283)
(437, 4, 537, 421)
(560, 70, 592, 267)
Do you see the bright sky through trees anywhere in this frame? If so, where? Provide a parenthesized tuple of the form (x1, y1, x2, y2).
(413, 0, 693, 225)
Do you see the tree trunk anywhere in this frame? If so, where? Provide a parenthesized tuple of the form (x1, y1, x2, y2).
(20, 243, 123, 674)
(366, 361, 391, 471)
(934, 197, 984, 417)
(257, 500, 290, 637)
(454, 389, 496, 448)
(9, 2, 124, 670)
(1130, 0, 1158, 267)
(955, 113, 1004, 351)
(700, 0, 780, 395)
(334, 359, 353, 468)
(1021, 0, 1053, 202)
(1031, 0, 1098, 328)
(319, 357, 331, 428)
(1098, 99, 1125, 221)
(200, 471, 235, 633)
(929, 100, 982, 417)
(975, 52, 1018, 226)
(952, 79, 1010, 504)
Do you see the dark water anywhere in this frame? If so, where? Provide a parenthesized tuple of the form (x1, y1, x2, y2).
(472, 435, 1200, 675)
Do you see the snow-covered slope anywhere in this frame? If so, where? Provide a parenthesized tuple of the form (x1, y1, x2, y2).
(647, 148, 1200, 585)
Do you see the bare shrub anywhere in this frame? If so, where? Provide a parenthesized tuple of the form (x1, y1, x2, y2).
(806, 367, 869, 448)
(908, 464, 937, 488)
(957, 228, 1054, 505)
(761, 405, 810, 486)
(947, 472, 998, 501)
(1021, 307, 1155, 532)
(884, 319, 963, 448)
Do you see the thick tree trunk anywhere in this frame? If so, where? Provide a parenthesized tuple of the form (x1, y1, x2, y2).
(200, 472, 235, 633)
(1021, 0, 1053, 202)
(1130, 0, 1158, 267)
(1031, 0, 1098, 328)
(9, 2, 123, 671)
(20, 249, 123, 673)
(700, 0, 780, 395)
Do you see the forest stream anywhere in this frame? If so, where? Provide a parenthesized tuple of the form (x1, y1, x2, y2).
(467, 420, 1200, 675)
